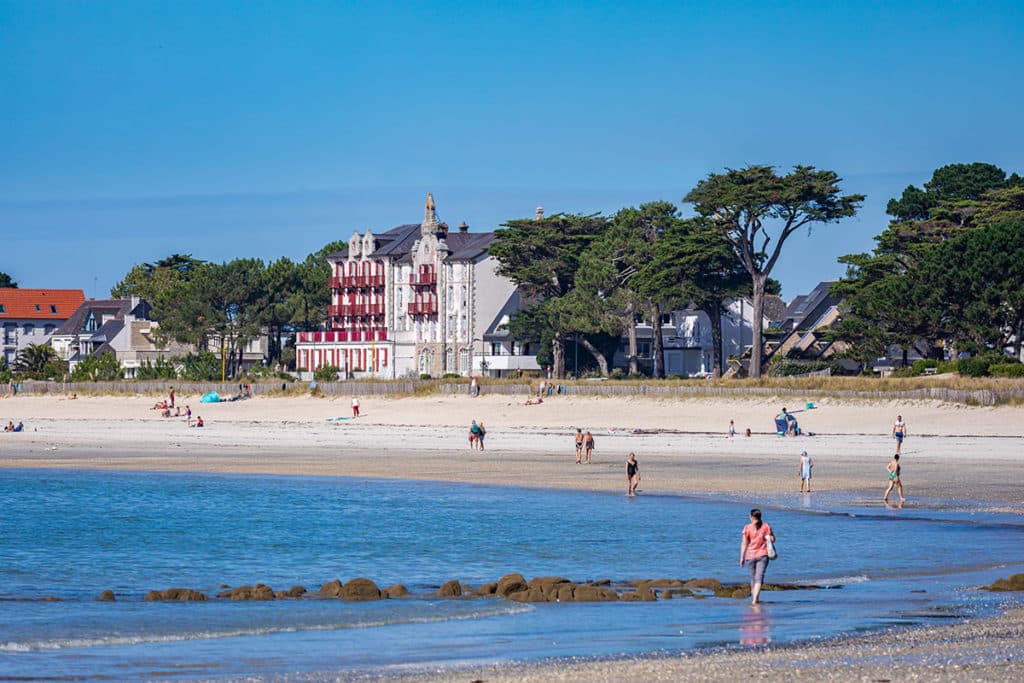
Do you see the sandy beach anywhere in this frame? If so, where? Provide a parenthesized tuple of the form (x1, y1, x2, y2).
(2, 391, 1023, 681)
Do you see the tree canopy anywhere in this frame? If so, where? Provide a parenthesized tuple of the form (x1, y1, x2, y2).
(684, 165, 863, 377)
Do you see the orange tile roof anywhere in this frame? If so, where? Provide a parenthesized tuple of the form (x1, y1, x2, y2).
(0, 288, 86, 320)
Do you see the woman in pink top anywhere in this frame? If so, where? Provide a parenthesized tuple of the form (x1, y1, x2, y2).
(739, 508, 775, 605)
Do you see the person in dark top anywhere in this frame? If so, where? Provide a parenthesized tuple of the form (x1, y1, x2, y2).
(626, 452, 639, 496)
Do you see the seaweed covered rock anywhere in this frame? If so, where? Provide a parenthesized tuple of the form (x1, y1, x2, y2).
(383, 584, 409, 598)
(218, 584, 275, 600)
(437, 580, 463, 597)
(99, 590, 116, 602)
(275, 586, 307, 599)
(496, 573, 529, 597)
(684, 578, 723, 591)
(317, 579, 343, 597)
(985, 574, 1024, 592)
(340, 578, 381, 601)
(145, 588, 208, 601)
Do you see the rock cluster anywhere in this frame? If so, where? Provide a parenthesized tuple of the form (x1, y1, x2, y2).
(115, 574, 822, 604)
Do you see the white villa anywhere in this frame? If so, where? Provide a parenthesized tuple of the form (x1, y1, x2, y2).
(296, 194, 539, 378)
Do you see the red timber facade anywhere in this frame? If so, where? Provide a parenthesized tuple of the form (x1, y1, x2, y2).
(295, 193, 530, 379)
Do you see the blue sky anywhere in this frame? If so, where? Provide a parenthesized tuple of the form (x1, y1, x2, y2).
(1, 1, 1022, 299)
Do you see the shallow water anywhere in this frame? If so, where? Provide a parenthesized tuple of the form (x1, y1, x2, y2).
(1, 469, 1022, 680)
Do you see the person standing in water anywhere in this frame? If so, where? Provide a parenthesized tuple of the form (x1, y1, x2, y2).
(891, 415, 908, 454)
(626, 453, 639, 496)
(740, 509, 775, 605)
(884, 453, 906, 504)
(799, 449, 814, 493)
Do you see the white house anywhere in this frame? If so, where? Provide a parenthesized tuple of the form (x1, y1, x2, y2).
(296, 194, 537, 378)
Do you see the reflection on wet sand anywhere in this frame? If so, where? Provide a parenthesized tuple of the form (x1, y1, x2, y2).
(740, 604, 771, 645)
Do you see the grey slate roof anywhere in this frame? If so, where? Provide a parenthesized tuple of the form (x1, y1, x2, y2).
(328, 223, 496, 263)
(53, 298, 150, 336)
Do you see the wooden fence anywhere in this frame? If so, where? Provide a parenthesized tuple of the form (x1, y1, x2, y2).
(13, 379, 1023, 405)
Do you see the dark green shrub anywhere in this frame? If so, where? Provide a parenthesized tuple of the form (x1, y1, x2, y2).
(419, 373, 432, 380)
(313, 365, 340, 382)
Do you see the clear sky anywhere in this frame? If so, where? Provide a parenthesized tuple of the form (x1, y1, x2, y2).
(1, 1, 1022, 299)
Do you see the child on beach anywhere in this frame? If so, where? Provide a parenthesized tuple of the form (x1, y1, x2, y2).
(626, 453, 639, 496)
(351, 396, 360, 418)
(728, 420, 736, 438)
(193, 416, 204, 428)
(884, 454, 905, 504)
(745, 428, 752, 437)
(583, 430, 595, 464)
(799, 450, 813, 493)
(185, 405, 192, 427)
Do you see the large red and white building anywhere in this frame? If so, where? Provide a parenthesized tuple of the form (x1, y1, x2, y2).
(296, 194, 539, 378)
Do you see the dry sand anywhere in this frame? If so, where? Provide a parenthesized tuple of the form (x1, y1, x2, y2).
(2, 391, 1023, 681)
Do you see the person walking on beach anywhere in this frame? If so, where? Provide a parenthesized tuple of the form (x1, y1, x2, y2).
(351, 396, 360, 418)
(168, 387, 175, 409)
(583, 430, 595, 464)
(185, 405, 192, 427)
(728, 420, 736, 438)
(538, 380, 547, 397)
(799, 450, 814, 493)
(476, 421, 486, 450)
(574, 428, 584, 464)
(740, 509, 775, 605)
(470, 376, 478, 397)
(891, 415, 908, 454)
(469, 420, 481, 450)
(626, 453, 639, 496)
(884, 454, 906, 504)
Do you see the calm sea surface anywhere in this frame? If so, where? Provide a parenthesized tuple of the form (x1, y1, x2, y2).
(1, 468, 1023, 680)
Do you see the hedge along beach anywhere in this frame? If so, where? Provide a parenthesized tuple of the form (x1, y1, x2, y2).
(2, 391, 1024, 681)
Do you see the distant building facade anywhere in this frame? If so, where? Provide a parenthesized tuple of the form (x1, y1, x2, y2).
(0, 288, 85, 366)
(296, 194, 537, 378)
(613, 298, 777, 377)
(53, 297, 267, 377)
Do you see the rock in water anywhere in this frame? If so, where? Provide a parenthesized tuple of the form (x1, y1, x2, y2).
(217, 584, 275, 600)
(496, 573, 528, 597)
(145, 588, 208, 601)
(340, 578, 381, 601)
(275, 586, 307, 599)
(437, 580, 463, 597)
(99, 590, 116, 602)
(317, 579, 343, 597)
(985, 573, 1024, 591)
(382, 584, 409, 598)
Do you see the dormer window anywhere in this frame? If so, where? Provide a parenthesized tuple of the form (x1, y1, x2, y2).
(0, 304, 5, 313)
(35, 304, 41, 311)
(50, 305, 58, 314)
(85, 313, 98, 332)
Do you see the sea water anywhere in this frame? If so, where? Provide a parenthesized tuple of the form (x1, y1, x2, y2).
(1, 468, 1023, 680)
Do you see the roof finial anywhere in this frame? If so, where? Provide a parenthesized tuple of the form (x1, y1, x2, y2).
(422, 192, 439, 236)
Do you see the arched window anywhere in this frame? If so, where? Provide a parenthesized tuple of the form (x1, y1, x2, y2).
(459, 348, 470, 374)
(418, 348, 432, 376)
(446, 347, 455, 372)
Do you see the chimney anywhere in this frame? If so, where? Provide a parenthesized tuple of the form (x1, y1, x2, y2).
(534, 207, 544, 221)
(458, 221, 469, 233)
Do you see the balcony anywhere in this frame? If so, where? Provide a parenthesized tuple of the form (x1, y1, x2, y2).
(407, 300, 438, 316)
(328, 302, 386, 317)
(409, 267, 436, 287)
(297, 330, 388, 344)
(331, 273, 386, 289)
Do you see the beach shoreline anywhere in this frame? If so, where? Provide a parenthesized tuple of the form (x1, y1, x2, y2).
(3, 392, 1024, 680)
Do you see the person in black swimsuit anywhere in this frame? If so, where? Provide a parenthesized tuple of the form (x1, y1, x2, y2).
(574, 428, 584, 464)
(626, 452, 639, 497)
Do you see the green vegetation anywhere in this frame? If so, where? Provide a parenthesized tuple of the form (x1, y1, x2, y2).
(0, 271, 17, 288)
(832, 163, 1024, 367)
(69, 352, 123, 381)
(313, 364, 340, 382)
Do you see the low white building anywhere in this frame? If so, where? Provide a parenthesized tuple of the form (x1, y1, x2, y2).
(615, 298, 776, 377)
(296, 194, 536, 378)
